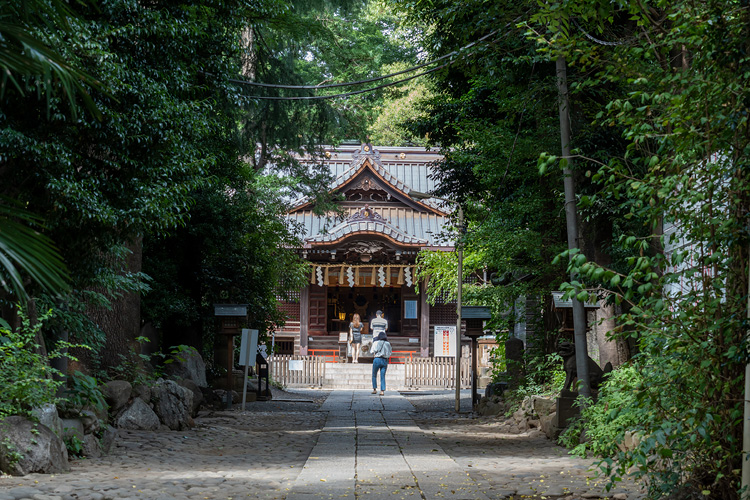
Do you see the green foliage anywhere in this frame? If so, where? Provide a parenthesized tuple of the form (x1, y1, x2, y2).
(558, 365, 645, 458)
(62, 371, 107, 414)
(0, 0, 101, 119)
(368, 61, 435, 146)
(1, 436, 23, 468)
(63, 432, 84, 458)
(488, 343, 506, 379)
(106, 340, 196, 386)
(0, 199, 70, 304)
(0, 309, 62, 417)
(394, 0, 593, 337)
(502, 353, 565, 414)
(530, 1, 750, 497)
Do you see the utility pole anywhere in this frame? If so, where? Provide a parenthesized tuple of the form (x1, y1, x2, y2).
(742, 242, 750, 498)
(455, 205, 464, 412)
(556, 55, 591, 399)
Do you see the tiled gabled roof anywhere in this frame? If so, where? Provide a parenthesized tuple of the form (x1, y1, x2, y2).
(305, 216, 429, 246)
(287, 145, 454, 249)
(290, 145, 445, 214)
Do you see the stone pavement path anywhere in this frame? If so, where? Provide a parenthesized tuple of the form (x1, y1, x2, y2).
(0, 389, 643, 500)
(287, 391, 490, 500)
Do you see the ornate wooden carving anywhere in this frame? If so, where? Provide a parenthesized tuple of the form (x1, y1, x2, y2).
(343, 176, 390, 202)
(347, 204, 388, 223)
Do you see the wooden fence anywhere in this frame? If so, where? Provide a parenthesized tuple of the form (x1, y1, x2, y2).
(270, 355, 325, 387)
(404, 357, 471, 389)
(270, 355, 472, 389)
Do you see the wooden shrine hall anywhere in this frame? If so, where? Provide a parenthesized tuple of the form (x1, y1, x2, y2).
(275, 144, 461, 359)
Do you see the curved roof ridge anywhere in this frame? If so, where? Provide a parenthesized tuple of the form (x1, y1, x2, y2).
(305, 210, 429, 246)
(290, 154, 445, 214)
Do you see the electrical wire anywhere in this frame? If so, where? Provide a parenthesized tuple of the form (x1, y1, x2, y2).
(225, 27, 504, 90)
(233, 23, 520, 101)
(238, 60, 452, 100)
(573, 19, 635, 47)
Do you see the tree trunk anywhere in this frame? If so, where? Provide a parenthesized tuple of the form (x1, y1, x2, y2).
(596, 297, 629, 368)
(86, 238, 143, 372)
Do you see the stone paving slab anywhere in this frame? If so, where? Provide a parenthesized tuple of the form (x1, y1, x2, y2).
(1, 388, 645, 500)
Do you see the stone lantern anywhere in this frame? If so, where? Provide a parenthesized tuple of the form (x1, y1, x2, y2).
(462, 306, 492, 409)
(213, 304, 248, 400)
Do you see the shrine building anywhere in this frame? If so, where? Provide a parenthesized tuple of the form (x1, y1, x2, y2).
(275, 144, 461, 358)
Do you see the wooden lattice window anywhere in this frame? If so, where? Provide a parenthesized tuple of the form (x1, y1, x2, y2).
(274, 337, 295, 355)
(278, 302, 300, 321)
(431, 303, 457, 325)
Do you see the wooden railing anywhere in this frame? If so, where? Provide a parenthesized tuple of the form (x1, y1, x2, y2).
(270, 355, 325, 387)
(405, 357, 471, 389)
(270, 355, 471, 389)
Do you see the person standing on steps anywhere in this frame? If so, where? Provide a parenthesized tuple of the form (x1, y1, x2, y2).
(349, 313, 363, 363)
(370, 310, 391, 395)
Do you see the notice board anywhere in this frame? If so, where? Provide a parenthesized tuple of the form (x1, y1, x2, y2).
(434, 325, 456, 357)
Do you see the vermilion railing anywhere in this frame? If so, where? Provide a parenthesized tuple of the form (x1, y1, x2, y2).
(309, 349, 339, 363)
(389, 350, 415, 364)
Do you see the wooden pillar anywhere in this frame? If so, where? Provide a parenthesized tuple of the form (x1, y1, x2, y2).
(300, 285, 310, 356)
(420, 277, 430, 357)
(471, 337, 479, 408)
(226, 334, 234, 394)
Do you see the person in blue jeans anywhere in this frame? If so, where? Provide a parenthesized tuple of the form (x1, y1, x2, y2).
(370, 311, 392, 395)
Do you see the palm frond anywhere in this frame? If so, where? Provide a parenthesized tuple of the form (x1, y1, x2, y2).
(0, 200, 70, 302)
(0, 0, 102, 120)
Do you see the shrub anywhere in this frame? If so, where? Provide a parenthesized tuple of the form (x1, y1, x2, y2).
(0, 311, 63, 417)
(558, 364, 646, 457)
(61, 371, 107, 414)
(502, 352, 565, 414)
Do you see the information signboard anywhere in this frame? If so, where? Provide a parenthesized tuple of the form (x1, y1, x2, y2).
(434, 325, 456, 357)
(239, 329, 259, 366)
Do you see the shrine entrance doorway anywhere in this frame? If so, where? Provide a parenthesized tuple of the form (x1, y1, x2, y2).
(328, 286, 402, 335)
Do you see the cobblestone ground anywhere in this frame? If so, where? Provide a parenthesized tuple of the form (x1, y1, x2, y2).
(405, 391, 641, 500)
(0, 389, 643, 500)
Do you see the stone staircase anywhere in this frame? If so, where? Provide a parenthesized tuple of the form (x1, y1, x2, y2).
(322, 362, 407, 390)
(307, 335, 420, 361)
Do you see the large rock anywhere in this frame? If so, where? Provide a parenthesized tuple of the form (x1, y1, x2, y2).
(210, 389, 240, 407)
(103, 380, 132, 414)
(177, 379, 204, 416)
(60, 418, 84, 442)
(115, 398, 160, 430)
(100, 425, 118, 454)
(81, 434, 102, 458)
(0, 416, 69, 475)
(151, 379, 194, 430)
(31, 404, 62, 438)
(164, 347, 207, 387)
(477, 396, 505, 416)
(132, 384, 151, 404)
(79, 410, 100, 435)
(531, 396, 556, 418)
(484, 382, 508, 399)
(541, 412, 560, 440)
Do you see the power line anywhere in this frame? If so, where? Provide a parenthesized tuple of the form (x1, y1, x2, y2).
(238, 60, 451, 100)
(573, 19, 635, 47)
(232, 22, 520, 101)
(226, 27, 504, 90)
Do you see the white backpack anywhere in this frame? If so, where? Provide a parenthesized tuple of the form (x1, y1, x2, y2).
(380, 341, 392, 358)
